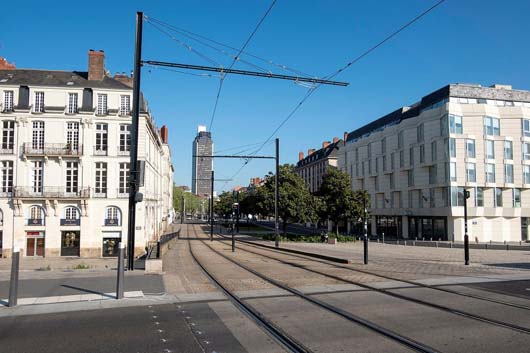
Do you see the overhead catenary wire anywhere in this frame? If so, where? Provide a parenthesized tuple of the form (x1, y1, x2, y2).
(227, 0, 447, 184)
(208, 0, 278, 132)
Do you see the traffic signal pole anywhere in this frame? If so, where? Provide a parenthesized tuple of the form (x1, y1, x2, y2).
(464, 190, 470, 265)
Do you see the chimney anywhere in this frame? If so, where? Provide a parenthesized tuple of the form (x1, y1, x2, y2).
(308, 148, 316, 155)
(298, 151, 305, 161)
(114, 72, 133, 87)
(160, 125, 169, 143)
(333, 137, 339, 144)
(88, 49, 105, 81)
(322, 141, 331, 149)
(0, 56, 16, 70)
(344, 131, 348, 142)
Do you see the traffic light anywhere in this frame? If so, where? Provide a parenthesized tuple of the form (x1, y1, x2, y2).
(465, 190, 471, 199)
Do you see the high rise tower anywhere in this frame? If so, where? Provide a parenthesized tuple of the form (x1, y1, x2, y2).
(192, 125, 214, 196)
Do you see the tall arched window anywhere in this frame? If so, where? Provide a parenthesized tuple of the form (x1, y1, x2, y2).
(64, 206, 79, 220)
(28, 205, 45, 225)
(105, 206, 121, 226)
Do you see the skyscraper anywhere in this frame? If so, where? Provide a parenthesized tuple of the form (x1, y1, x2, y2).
(192, 125, 214, 196)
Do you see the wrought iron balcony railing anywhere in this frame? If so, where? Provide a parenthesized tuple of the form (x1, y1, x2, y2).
(21, 143, 83, 157)
(13, 187, 91, 199)
(60, 218, 81, 226)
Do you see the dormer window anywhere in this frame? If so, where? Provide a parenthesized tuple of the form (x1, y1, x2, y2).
(97, 93, 107, 115)
(68, 93, 78, 114)
(34, 91, 44, 113)
(120, 95, 130, 116)
(3, 91, 13, 112)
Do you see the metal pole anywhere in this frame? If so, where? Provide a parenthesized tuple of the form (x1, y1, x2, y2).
(210, 170, 214, 241)
(464, 191, 469, 265)
(127, 11, 143, 271)
(232, 216, 235, 252)
(236, 191, 240, 233)
(181, 195, 184, 224)
(275, 138, 279, 247)
(8, 247, 19, 307)
(116, 242, 125, 299)
(363, 198, 368, 265)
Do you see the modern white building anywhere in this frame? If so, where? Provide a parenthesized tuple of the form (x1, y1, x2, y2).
(0, 50, 174, 258)
(338, 83, 530, 242)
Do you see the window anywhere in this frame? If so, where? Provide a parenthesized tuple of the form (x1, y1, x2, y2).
(367, 143, 371, 157)
(486, 163, 496, 183)
(106, 206, 121, 225)
(120, 95, 130, 116)
(524, 165, 530, 184)
(374, 176, 379, 191)
(513, 188, 521, 208)
(95, 123, 108, 153)
(375, 157, 379, 173)
(450, 162, 457, 182)
(431, 141, 437, 162)
(2, 121, 14, 151)
(382, 155, 387, 171)
(417, 124, 424, 142)
(368, 159, 372, 175)
(429, 188, 435, 208)
(429, 165, 437, 184)
(485, 140, 495, 159)
(32, 161, 43, 193)
(65, 162, 79, 193)
(95, 162, 107, 195)
(476, 187, 484, 207)
(398, 131, 404, 148)
(0, 161, 13, 193)
(119, 162, 130, 194)
(32, 121, 44, 150)
(119, 125, 131, 153)
(523, 143, 530, 160)
(449, 114, 463, 134)
(399, 150, 404, 168)
(30, 205, 43, 221)
(505, 164, 514, 184)
(68, 93, 78, 114)
(484, 116, 500, 136)
(409, 147, 414, 166)
(451, 187, 465, 206)
(441, 116, 448, 136)
(466, 163, 476, 182)
(449, 138, 456, 158)
(97, 94, 107, 115)
(466, 139, 475, 158)
(3, 91, 13, 112)
(390, 173, 395, 189)
(419, 145, 425, 163)
(65, 206, 79, 220)
(523, 119, 530, 137)
(34, 92, 44, 113)
(408, 170, 414, 187)
(495, 188, 503, 207)
(504, 141, 513, 160)
(66, 122, 79, 151)
(391, 152, 395, 170)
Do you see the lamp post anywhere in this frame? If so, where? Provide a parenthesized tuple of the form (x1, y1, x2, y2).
(363, 197, 368, 265)
(464, 189, 470, 265)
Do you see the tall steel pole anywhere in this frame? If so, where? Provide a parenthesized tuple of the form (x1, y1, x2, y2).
(127, 11, 143, 271)
(464, 190, 469, 265)
(275, 138, 279, 247)
(210, 170, 214, 241)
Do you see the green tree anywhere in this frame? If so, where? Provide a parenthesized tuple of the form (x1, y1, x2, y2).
(318, 168, 369, 236)
(214, 191, 235, 219)
(258, 164, 313, 236)
(173, 186, 205, 218)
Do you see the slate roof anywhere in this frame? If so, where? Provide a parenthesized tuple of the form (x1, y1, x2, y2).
(0, 69, 132, 90)
(297, 140, 343, 167)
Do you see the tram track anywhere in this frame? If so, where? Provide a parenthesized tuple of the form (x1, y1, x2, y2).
(213, 231, 530, 336)
(190, 225, 439, 353)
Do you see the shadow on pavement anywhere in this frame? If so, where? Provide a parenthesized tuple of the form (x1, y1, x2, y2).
(60, 284, 115, 299)
(484, 263, 530, 269)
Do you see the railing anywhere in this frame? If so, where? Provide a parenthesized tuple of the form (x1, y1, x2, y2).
(22, 143, 83, 156)
(27, 218, 43, 226)
(93, 146, 108, 156)
(13, 187, 91, 199)
(60, 218, 81, 226)
(104, 218, 120, 226)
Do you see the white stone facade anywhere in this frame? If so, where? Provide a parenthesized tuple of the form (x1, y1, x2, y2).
(0, 57, 173, 258)
(338, 84, 530, 242)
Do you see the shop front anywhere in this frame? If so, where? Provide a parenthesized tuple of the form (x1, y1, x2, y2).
(408, 216, 447, 240)
(375, 216, 403, 239)
(26, 231, 45, 257)
(61, 231, 80, 256)
(102, 231, 121, 257)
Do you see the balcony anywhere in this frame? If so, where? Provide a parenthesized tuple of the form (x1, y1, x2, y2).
(60, 218, 81, 226)
(22, 143, 83, 157)
(13, 187, 91, 199)
(93, 146, 108, 156)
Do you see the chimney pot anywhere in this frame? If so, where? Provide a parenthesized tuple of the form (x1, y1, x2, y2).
(308, 148, 316, 155)
(322, 141, 331, 149)
(88, 49, 105, 81)
(333, 137, 339, 144)
(160, 125, 169, 143)
(298, 151, 304, 161)
(344, 131, 348, 142)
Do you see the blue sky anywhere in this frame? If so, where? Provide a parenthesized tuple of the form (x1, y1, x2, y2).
(3, 0, 530, 192)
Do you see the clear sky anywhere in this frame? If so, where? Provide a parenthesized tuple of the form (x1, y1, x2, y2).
(3, 0, 530, 192)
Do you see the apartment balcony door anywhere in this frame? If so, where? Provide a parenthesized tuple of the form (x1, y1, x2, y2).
(66, 122, 80, 152)
(26, 231, 45, 257)
(32, 121, 44, 151)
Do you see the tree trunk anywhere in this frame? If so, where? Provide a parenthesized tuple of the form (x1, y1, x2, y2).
(336, 222, 339, 237)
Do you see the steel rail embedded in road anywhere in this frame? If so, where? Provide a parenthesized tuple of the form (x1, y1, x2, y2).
(216, 233, 530, 336)
(187, 227, 313, 353)
(198, 228, 439, 353)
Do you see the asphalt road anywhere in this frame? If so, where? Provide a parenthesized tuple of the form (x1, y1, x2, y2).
(464, 280, 530, 300)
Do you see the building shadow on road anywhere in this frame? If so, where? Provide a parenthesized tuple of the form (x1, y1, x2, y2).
(60, 284, 115, 299)
(483, 263, 530, 269)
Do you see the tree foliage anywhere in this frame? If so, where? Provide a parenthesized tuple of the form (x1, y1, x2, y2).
(173, 186, 205, 217)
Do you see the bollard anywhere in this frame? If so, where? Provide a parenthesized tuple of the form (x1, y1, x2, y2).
(382, 232, 385, 244)
(9, 247, 20, 307)
(436, 241, 439, 248)
(116, 242, 125, 299)
(363, 235, 368, 265)
(450, 241, 453, 249)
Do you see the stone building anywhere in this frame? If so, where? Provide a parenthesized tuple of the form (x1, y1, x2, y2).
(0, 49, 173, 258)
